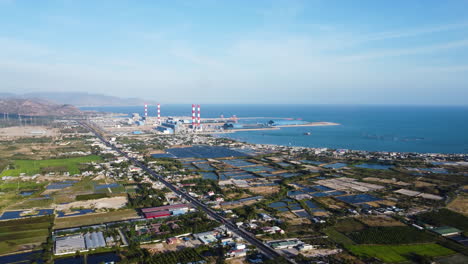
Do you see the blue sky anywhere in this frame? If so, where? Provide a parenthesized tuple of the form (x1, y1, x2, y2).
(1, 0, 468, 105)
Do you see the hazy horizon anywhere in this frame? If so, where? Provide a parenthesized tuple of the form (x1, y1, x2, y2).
(1, 0, 468, 105)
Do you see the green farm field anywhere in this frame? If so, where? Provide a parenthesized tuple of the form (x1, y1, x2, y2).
(0, 215, 52, 255)
(347, 226, 435, 244)
(324, 227, 356, 246)
(0, 181, 47, 210)
(348, 243, 455, 263)
(415, 208, 468, 232)
(0, 155, 102, 176)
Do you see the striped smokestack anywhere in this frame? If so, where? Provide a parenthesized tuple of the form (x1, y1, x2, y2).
(197, 104, 201, 126)
(192, 104, 195, 127)
(157, 103, 161, 124)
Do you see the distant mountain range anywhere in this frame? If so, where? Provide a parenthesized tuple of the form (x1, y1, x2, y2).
(0, 92, 156, 107)
(0, 98, 82, 116)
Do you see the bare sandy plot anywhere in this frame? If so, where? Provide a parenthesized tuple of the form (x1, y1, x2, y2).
(357, 215, 405, 227)
(316, 197, 348, 210)
(55, 196, 128, 211)
(0, 126, 59, 138)
(447, 195, 468, 216)
(225, 259, 247, 264)
(280, 212, 312, 224)
(316, 177, 384, 192)
(248, 186, 280, 195)
(414, 181, 436, 188)
(363, 177, 410, 186)
(302, 248, 342, 258)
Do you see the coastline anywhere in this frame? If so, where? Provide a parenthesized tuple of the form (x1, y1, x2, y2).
(274, 121, 340, 128)
(83, 105, 468, 154)
(206, 121, 340, 134)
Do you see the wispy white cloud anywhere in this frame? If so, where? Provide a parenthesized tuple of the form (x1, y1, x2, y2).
(0, 1, 467, 104)
(415, 65, 468, 73)
(341, 39, 468, 61)
(360, 21, 468, 42)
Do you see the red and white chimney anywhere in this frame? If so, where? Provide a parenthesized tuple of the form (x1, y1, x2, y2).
(197, 104, 201, 126)
(157, 103, 161, 124)
(192, 104, 196, 127)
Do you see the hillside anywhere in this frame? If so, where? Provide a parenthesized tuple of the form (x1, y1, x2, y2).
(22, 92, 156, 107)
(0, 98, 82, 116)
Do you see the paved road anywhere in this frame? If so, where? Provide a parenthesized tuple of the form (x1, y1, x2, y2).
(80, 121, 293, 263)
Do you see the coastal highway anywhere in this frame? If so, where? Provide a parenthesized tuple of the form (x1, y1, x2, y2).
(79, 121, 294, 263)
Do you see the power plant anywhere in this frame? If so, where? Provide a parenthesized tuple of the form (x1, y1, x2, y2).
(116, 103, 315, 136)
(131, 103, 205, 134)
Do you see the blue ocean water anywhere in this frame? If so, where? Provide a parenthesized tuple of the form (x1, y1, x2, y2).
(81, 105, 468, 154)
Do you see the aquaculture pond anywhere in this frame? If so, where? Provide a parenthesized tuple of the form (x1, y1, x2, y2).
(0, 250, 44, 264)
(54, 252, 121, 264)
(323, 163, 348, 169)
(354, 163, 394, 170)
(167, 146, 248, 158)
(337, 194, 382, 204)
(0, 209, 54, 220)
(223, 159, 256, 167)
(19, 191, 35, 196)
(201, 172, 218, 180)
(46, 181, 78, 190)
(57, 209, 94, 218)
(300, 160, 325, 165)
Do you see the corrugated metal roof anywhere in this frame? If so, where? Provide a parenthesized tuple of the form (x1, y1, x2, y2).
(84, 231, 106, 249)
(144, 210, 171, 218)
(141, 204, 190, 213)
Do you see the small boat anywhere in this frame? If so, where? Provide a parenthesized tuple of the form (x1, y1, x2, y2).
(304, 132, 311, 135)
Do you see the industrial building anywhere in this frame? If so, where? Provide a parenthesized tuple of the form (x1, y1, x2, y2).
(268, 239, 301, 249)
(142, 203, 191, 219)
(193, 231, 217, 244)
(84, 231, 106, 249)
(55, 234, 86, 255)
(144, 210, 171, 219)
(431, 226, 462, 236)
(155, 126, 174, 134)
(54, 232, 107, 255)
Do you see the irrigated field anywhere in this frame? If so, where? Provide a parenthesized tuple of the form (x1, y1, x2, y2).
(334, 218, 366, 233)
(324, 227, 356, 246)
(54, 209, 139, 229)
(0, 181, 47, 210)
(348, 243, 455, 263)
(415, 208, 468, 232)
(0, 155, 102, 176)
(0, 215, 52, 255)
(357, 215, 405, 227)
(347, 226, 435, 244)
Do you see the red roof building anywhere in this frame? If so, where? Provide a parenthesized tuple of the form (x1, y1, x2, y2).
(141, 204, 191, 213)
(144, 210, 170, 219)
